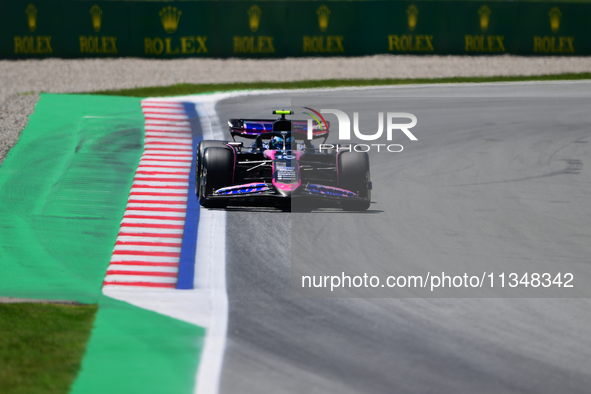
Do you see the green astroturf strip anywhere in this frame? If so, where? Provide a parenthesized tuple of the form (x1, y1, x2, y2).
(70, 296, 205, 394)
(0, 93, 144, 303)
(0, 94, 206, 394)
(0, 303, 97, 394)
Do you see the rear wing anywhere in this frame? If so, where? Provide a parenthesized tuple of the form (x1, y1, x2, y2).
(228, 119, 330, 141)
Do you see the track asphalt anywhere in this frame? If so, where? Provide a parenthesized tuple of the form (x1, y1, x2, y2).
(2, 83, 591, 393)
(215, 81, 591, 394)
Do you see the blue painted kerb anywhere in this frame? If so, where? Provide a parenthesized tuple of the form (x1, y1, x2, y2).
(176, 102, 203, 289)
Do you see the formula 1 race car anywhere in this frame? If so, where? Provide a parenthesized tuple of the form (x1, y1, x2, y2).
(196, 110, 371, 211)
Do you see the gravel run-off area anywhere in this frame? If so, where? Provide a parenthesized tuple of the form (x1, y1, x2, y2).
(0, 94, 39, 167)
(2, 54, 591, 168)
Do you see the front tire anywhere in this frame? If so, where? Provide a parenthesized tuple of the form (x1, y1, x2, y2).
(337, 151, 371, 211)
(199, 147, 234, 208)
(196, 140, 229, 198)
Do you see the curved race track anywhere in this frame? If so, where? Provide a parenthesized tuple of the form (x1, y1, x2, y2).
(213, 82, 591, 394)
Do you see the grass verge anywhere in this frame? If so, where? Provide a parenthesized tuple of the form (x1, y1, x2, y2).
(0, 303, 98, 394)
(91, 72, 591, 97)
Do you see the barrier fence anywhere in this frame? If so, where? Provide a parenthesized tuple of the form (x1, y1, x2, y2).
(2, 1, 590, 58)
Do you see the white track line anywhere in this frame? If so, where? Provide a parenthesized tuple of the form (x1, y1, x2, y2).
(192, 99, 228, 394)
(194, 207, 227, 394)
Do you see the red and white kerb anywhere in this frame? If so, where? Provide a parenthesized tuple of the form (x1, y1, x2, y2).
(103, 99, 192, 289)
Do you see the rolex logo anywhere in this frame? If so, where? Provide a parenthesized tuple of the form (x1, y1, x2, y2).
(478, 5, 491, 32)
(159, 6, 181, 34)
(548, 7, 561, 33)
(248, 5, 262, 32)
(317, 5, 330, 32)
(406, 5, 418, 32)
(25, 4, 37, 32)
(90, 5, 102, 33)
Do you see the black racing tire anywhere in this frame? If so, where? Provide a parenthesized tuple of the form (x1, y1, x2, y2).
(196, 140, 229, 198)
(198, 147, 234, 208)
(337, 151, 371, 211)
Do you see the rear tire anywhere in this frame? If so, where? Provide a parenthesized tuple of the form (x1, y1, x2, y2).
(199, 147, 234, 208)
(337, 151, 371, 211)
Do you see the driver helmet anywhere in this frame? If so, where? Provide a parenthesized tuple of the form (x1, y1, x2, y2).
(269, 136, 284, 150)
(285, 137, 295, 150)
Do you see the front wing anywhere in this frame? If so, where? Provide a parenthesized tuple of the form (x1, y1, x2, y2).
(209, 182, 366, 203)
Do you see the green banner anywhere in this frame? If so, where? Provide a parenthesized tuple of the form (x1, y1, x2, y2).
(64, 2, 131, 57)
(447, 2, 519, 54)
(361, 2, 448, 55)
(4, 1, 65, 57)
(130, 2, 219, 57)
(286, 2, 359, 56)
(2, 1, 591, 58)
(219, 2, 288, 57)
(517, 3, 591, 55)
